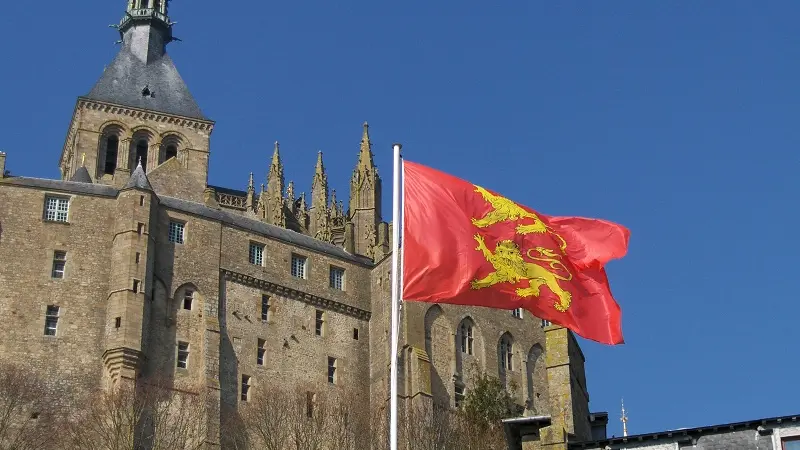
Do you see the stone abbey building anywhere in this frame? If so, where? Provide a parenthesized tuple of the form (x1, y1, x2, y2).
(0, 1, 603, 447)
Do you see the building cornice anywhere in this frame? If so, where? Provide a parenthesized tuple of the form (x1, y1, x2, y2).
(221, 269, 371, 321)
(76, 97, 215, 131)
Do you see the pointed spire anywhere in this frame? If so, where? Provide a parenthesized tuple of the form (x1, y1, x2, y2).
(271, 141, 282, 167)
(264, 141, 286, 227)
(357, 121, 375, 169)
(286, 181, 296, 206)
(246, 172, 256, 211)
(315, 150, 325, 176)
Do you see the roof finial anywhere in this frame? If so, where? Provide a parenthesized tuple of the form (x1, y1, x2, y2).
(621, 399, 629, 437)
(137, 156, 143, 168)
(81, 153, 86, 167)
(248, 172, 255, 191)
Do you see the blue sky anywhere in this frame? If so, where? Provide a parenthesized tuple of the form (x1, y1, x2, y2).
(2, 0, 799, 437)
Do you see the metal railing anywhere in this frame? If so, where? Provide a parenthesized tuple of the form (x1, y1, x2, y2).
(120, 8, 169, 28)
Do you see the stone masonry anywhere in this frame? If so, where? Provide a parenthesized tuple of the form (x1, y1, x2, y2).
(0, 1, 600, 447)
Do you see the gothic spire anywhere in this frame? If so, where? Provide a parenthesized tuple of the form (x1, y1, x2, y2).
(356, 122, 376, 170)
(309, 151, 330, 239)
(263, 141, 285, 227)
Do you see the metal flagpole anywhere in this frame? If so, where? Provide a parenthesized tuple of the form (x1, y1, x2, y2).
(389, 143, 403, 450)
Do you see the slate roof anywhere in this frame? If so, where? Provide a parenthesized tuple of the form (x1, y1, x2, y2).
(69, 166, 93, 184)
(1, 177, 371, 266)
(86, 48, 207, 120)
(158, 196, 372, 266)
(122, 163, 154, 191)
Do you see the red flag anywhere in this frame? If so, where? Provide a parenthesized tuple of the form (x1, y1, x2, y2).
(401, 160, 630, 345)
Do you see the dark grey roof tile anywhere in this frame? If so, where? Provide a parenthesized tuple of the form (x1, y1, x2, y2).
(69, 166, 93, 183)
(86, 49, 207, 120)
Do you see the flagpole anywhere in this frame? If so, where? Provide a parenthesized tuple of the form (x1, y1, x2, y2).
(389, 143, 403, 450)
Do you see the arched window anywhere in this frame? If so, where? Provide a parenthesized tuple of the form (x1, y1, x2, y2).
(499, 334, 513, 372)
(459, 320, 473, 355)
(154, 0, 162, 12)
(140, 0, 149, 8)
(135, 140, 149, 172)
(526, 344, 543, 411)
(165, 145, 177, 161)
(104, 136, 119, 175)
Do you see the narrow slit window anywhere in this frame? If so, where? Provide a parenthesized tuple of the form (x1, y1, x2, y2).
(327, 357, 337, 384)
(261, 295, 270, 322)
(115, 317, 121, 329)
(44, 306, 59, 336)
(133, 279, 141, 293)
(241, 375, 251, 401)
(315, 310, 325, 337)
(353, 328, 359, 340)
(257, 339, 266, 366)
(177, 342, 189, 369)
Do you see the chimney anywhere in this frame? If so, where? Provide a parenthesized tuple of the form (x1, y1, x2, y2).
(589, 412, 609, 440)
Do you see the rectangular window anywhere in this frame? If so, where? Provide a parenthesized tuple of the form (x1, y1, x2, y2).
(133, 279, 141, 293)
(327, 357, 337, 384)
(455, 384, 465, 408)
(315, 310, 325, 337)
(257, 339, 266, 366)
(115, 317, 121, 329)
(183, 290, 193, 310)
(261, 295, 270, 322)
(135, 252, 141, 264)
(249, 243, 264, 266)
(44, 196, 69, 222)
(541, 319, 552, 328)
(139, 195, 145, 206)
(353, 328, 359, 340)
(783, 438, 800, 450)
(44, 306, 59, 336)
(291, 254, 307, 279)
(168, 221, 185, 244)
(512, 308, 522, 319)
(306, 392, 315, 418)
(329, 267, 345, 291)
(51, 251, 67, 279)
(177, 342, 189, 369)
(241, 375, 251, 401)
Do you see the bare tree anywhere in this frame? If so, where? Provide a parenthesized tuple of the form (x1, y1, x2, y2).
(64, 377, 208, 450)
(0, 362, 55, 450)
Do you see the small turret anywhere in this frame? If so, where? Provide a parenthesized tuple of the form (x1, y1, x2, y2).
(245, 172, 255, 211)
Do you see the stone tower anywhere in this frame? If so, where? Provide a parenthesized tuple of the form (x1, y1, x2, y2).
(59, 0, 213, 201)
(103, 162, 157, 387)
(349, 122, 382, 257)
